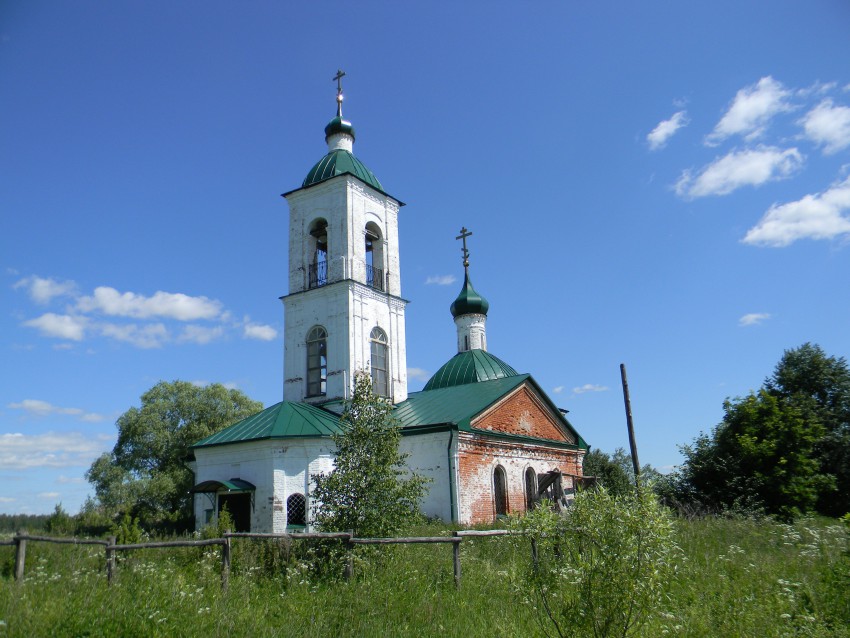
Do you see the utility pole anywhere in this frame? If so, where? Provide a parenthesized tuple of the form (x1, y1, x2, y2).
(620, 363, 641, 487)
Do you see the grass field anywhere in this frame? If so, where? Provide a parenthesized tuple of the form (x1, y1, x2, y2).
(1, 515, 848, 637)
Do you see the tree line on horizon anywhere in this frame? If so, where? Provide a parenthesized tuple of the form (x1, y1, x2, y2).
(13, 342, 847, 536)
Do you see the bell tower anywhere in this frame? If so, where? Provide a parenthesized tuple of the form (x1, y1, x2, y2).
(281, 72, 408, 404)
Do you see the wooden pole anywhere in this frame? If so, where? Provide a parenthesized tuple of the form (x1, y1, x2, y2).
(106, 535, 116, 585)
(620, 363, 641, 487)
(344, 531, 354, 581)
(221, 531, 231, 592)
(452, 532, 461, 588)
(14, 530, 27, 582)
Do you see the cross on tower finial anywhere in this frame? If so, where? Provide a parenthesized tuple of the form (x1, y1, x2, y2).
(333, 69, 346, 117)
(456, 227, 473, 273)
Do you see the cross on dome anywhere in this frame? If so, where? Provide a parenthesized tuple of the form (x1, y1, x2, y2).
(333, 69, 346, 117)
(456, 226, 472, 273)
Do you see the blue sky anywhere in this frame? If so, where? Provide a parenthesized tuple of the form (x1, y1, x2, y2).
(2, 1, 850, 514)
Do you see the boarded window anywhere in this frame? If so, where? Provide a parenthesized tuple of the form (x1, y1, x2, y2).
(287, 493, 306, 526)
(306, 326, 327, 397)
(494, 466, 508, 517)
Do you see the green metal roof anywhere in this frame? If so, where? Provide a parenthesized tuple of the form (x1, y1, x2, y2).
(193, 400, 344, 448)
(302, 149, 384, 191)
(397, 374, 527, 428)
(450, 272, 490, 318)
(396, 374, 587, 449)
(423, 349, 518, 391)
(191, 479, 256, 493)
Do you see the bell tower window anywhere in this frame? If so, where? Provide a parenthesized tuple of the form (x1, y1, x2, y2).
(365, 223, 384, 292)
(369, 327, 389, 397)
(306, 326, 327, 397)
(309, 219, 328, 289)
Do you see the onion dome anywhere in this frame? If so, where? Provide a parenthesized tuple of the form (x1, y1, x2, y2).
(450, 272, 490, 318)
(423, 349, 518, 391)
(324, 115, 355, 141)
(302, 149, 383, 190)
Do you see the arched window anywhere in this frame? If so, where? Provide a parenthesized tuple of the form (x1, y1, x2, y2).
(287, 493, 306, 527)
(494, 466, 508, 517)
(309, 219, 328, 288)
(365, 223, 384, 291)
(525, 467, 538, 511)
(370, 327, 389, 397)
(306, 326, 327, 397)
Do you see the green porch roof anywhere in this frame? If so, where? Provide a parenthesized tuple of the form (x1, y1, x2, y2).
(423, 349, 518, 391)
(302, 149, 383, 191)
(193, 400, 343, 448)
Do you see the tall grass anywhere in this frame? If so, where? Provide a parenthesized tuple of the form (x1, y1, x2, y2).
(1, 515, 847, 637)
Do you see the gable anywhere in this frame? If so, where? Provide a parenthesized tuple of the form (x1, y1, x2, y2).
(471, 383, 576, 445)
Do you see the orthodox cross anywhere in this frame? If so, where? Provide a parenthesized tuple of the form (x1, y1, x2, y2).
(333, 69, 346, 116)
(456, 227, 473, 273)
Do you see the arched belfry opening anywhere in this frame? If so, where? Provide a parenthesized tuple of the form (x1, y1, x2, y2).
(365, 222, 384, 291)
(309, 219, 328, 288)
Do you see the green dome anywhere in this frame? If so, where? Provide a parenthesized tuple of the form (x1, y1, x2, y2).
(450, 272, 490, 318)
(423, 349, 519, 391)
(302, 149, 384, 191)
(324, 115, 355, 140)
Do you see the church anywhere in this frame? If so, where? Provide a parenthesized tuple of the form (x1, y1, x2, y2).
(188, 76, 588, 533)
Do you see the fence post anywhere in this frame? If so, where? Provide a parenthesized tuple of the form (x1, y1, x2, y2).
(452, 532, 461, 589)
(221, 531, 231, 592)
(344, 530, 354, 581)
(106, 535, 116, 585)
(531, 537, 539, 570)
(14, 529, 27, 582)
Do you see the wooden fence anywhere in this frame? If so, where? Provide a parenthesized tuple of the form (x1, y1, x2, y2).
(2, 528, 517, 590)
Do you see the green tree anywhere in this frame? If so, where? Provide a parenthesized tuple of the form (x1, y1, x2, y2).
(584, 448, 666, 497)
(86, 380, 262, 531)
(514, 484, 679, 638)
(678, 390, 830, 519)
(311, 371, 428, 537)
(765, 343, 850, 516)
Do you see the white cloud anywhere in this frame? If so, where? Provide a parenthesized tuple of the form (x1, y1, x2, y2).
(178, 324, 224, 345)
(675, 146, 803, 198)
(244, 323, 278, 341)
(407, 367, 431, 381)
(572, 384, 609, 395)
(13, 276, 77, 304)
(8, 399, 105, 422)
(22, 313, 87, 341)
(743, 175, 850, 247)
(799, 99, 850, 155)
(0, 496, 15, 503)
(739, 313, 771, 327)
(647, 111, 689, 150)
(99, 322, 169, 348)
(707, 76, 793, 145)
(0, 432, 111, 470)
(552, 386, 564, 394)
(38, 492, 60, 499)
(425, 275, 457, 286)
(76, 287, 222, 321)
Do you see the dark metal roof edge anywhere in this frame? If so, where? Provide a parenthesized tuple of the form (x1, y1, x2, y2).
(399, 422, 456, 436)
(460, 428, 583, 450)
(280, 281, 410, 304)
(282, 171, 405, 205)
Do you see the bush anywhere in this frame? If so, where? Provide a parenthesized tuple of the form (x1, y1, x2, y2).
(513, 484, 679, 638)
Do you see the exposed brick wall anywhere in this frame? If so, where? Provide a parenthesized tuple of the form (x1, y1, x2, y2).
(472, 384, 576, 444)
(456, 433, 583, 525)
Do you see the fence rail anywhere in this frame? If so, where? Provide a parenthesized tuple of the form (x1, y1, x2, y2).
(4, 527, 519, 590)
